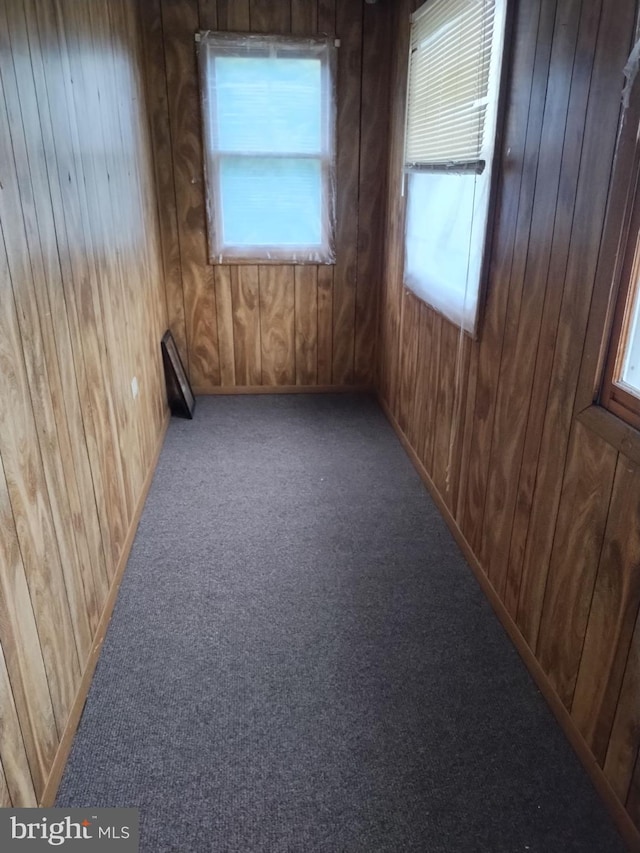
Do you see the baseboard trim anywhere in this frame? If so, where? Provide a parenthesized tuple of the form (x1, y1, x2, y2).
(193, 384, 373, 395)
(39, 412, 170, 807)
(377, 394, 640, 853)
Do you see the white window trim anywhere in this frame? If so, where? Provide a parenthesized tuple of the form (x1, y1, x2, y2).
(197, 31, 337, 265)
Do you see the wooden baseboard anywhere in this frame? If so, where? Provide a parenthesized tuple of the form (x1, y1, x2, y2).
(377, 394, 640, 853)
(39, 412, 170, 807)
(192, 384, 373, 395)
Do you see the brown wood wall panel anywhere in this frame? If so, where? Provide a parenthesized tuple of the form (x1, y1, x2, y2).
(515, 0, 635, 652)
(0, 0, 168, 806)
(537, 420, 618, 710)
(0, 643, 37, 807)
(148, 0, 384, 391)
(377, 0, 640, 838)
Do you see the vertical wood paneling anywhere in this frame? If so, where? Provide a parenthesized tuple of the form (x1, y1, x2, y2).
(292, 0, 317, 35)
(139, 0, 187, 365)
(0, 0, 168, 806)
(260, 265, 296, 385)
(0, 452, 54, 800)
(162, 0, 220, 392)
(331, 0, 362, 385)
(215, 266, 236, 386)
(295, 266, 318, 385)
(537, 421, 617, 709)
(232, 266, 262, 385)
(317, 265, 333, 384)
(516, 0, 635, 650)
(0, 190, 81, 732)
(151, 0, 378, 389)
(571, 456, 640, 764)
(377, 0, 640, 837)
(482, 0, 580, 599)
(504, 0, 604, 617)
(459, 0, 544, 557)
(354, 0, 390, 385)
(604, 608, 640, 805)
(0, 642, 37, 807)
(6, 0, 110, 616)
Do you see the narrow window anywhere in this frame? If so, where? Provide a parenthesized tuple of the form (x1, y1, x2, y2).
(601, 203, 640, 429)
(198, 32, 337, 264)
(403, 0, 508, 334)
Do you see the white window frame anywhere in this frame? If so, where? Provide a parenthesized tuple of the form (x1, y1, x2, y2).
(197, 31, 337, 265)
(402, 0, 509, 335)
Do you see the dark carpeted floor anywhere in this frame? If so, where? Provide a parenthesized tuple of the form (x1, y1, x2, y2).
(57, 395, 626, 853)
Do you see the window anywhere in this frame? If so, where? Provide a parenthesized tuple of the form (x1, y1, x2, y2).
(403, 0, 508, 334)
(197, 32, 337, 264)
(600, 188, 640, 430)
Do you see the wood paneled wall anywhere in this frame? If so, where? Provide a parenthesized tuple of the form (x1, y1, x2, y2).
(141, 0, 390, 392)
(378, 0, 640, 840)
(0, 0, 168, 806)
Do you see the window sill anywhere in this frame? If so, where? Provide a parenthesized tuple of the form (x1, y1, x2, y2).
(576, 403, 640, 465)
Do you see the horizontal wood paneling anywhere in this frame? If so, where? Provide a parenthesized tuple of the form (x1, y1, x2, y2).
(0, 0, 168, 805)
(146, 0, 388, 392)
(377, 0, 640, 841)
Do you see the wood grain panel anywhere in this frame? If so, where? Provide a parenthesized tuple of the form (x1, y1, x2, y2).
(0, 763, 9, 808)
(571, 456, 640, 764)
(139, 0, 187, 365)
(317, 264, 333, 384)
(431, 319, 462, 511)
(536, 421, 617, 708)
(504, 0, 604, 617)
(217, 0, 249, 30)
(197, 0, 217, 28)
(458, 0, 544, 557)
(295, 266, 318, 385)
(629, 756, 640, 829)
(260, 266, 296, 385)
(604, 608, 640, 805)
(149, 0, 379, 390)
(516, 0, 635, 650)
(249, 0, 289, 33)
(215, 266, 236, 386)
(3, 0, 108, 621)
(397, 290, 421, 436)
(332, 0, 362, 385)
(0, 97, 82, 733)
(232, 266, 262, 385)
(161, 0, 220, 392)
(482, 0, 580, 598)
(376, 0, 640, 838)
(292, 0, 317, 35)
(0, 0, 168, 807)
(0, 452, 57, 799)
(354, 0, 390, 385)
(0, 642, 37, 807)
(32, 0, 128, 567)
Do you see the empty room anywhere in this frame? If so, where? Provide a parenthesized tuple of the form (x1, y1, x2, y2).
(0, 0, 639, 850)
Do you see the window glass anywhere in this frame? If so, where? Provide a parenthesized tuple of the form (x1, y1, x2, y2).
(620, 281, 640, 395)
(198, 34, 336, 264)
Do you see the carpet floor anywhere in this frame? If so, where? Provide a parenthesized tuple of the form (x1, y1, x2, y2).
(57, 394, 626, 853)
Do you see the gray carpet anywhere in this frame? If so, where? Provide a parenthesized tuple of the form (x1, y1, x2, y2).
(57, 395, 626, 853)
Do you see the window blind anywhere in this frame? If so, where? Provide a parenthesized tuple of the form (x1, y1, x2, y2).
(405, 0, 496, 167)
